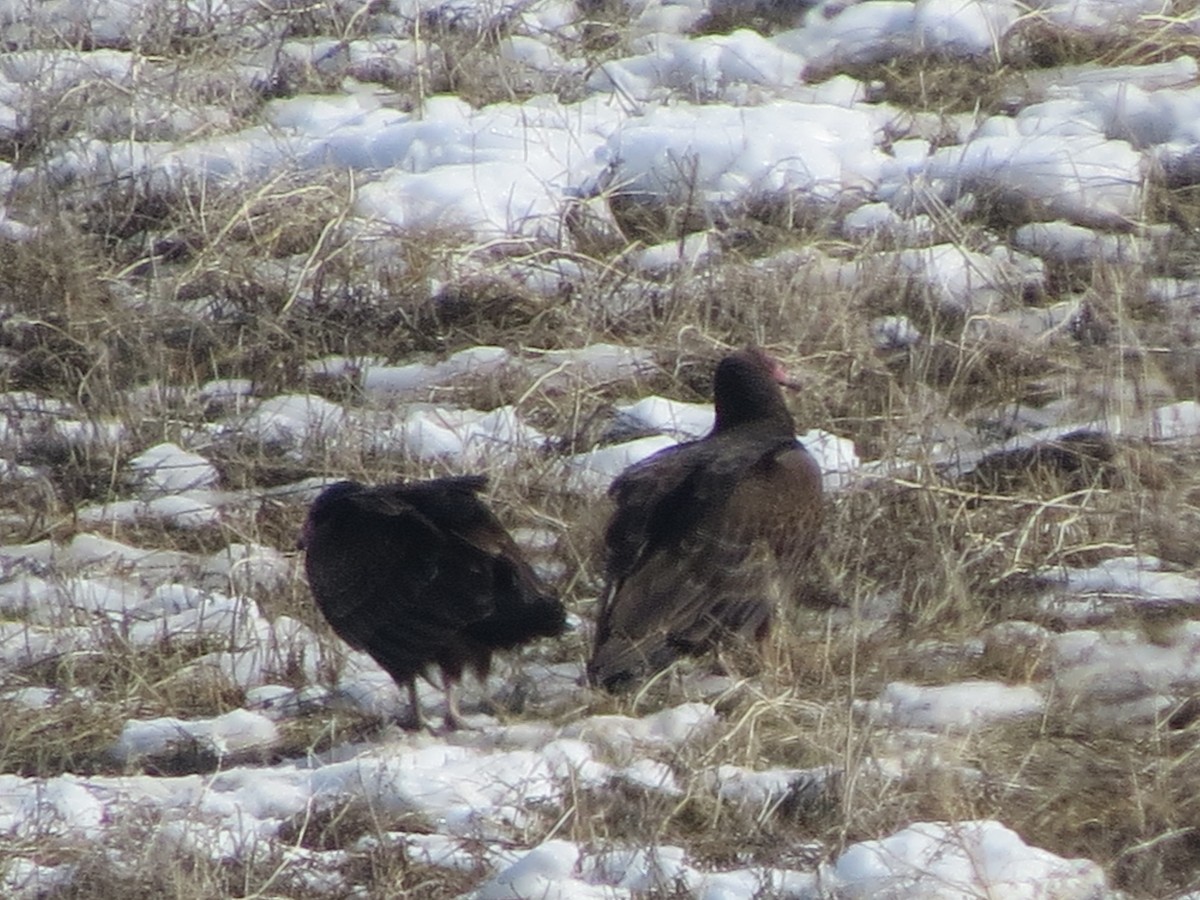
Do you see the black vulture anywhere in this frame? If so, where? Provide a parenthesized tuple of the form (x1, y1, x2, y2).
(300, 476, 566, 730)
(588, 348, 825, 692)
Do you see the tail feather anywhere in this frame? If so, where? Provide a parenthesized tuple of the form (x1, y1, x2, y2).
(474, 592, 567, 647)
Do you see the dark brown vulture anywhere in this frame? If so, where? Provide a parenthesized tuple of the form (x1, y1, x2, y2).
(587, 348, 825, 693)
(300, 476, 566, 730)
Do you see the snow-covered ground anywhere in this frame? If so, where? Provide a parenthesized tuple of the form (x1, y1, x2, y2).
(3, 0, 1200, 896)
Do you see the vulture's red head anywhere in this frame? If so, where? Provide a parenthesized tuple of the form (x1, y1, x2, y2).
(711, 347, 796, 434)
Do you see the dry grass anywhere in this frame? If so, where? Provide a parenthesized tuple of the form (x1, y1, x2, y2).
(6, 201, 1200, 893)
(4, 6, 1200, 900)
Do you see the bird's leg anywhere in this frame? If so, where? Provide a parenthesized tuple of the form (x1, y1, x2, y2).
(397, 680, 427, 731)
(709, 644, 731, 677)
(442, 679, 469, 731)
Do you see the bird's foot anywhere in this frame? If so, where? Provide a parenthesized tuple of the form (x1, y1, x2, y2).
(396, 682, 438, 732)
(438, 682, 481, 733)
(396, 711, 430, 732)
(440, 710, 480, 733)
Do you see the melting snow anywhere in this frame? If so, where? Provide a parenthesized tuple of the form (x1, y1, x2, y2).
(230, 394, 346, 455)
(3, 0, 1197, 893)
(861, 680, 1045, 731)
(832, 820, 1106, 899)
(127, 442, 220, 496)
(360, 346, 515, 396)
(615, 395, 714, 439)
(112, 710, 279, 764)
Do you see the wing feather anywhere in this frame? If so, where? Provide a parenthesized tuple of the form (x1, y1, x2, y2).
(589, 433, 822, 690)
(304, 485, 495, 683)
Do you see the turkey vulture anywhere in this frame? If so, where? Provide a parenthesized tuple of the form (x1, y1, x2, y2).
(300, 476, 566, 730)
(587, 348, 824, 692)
